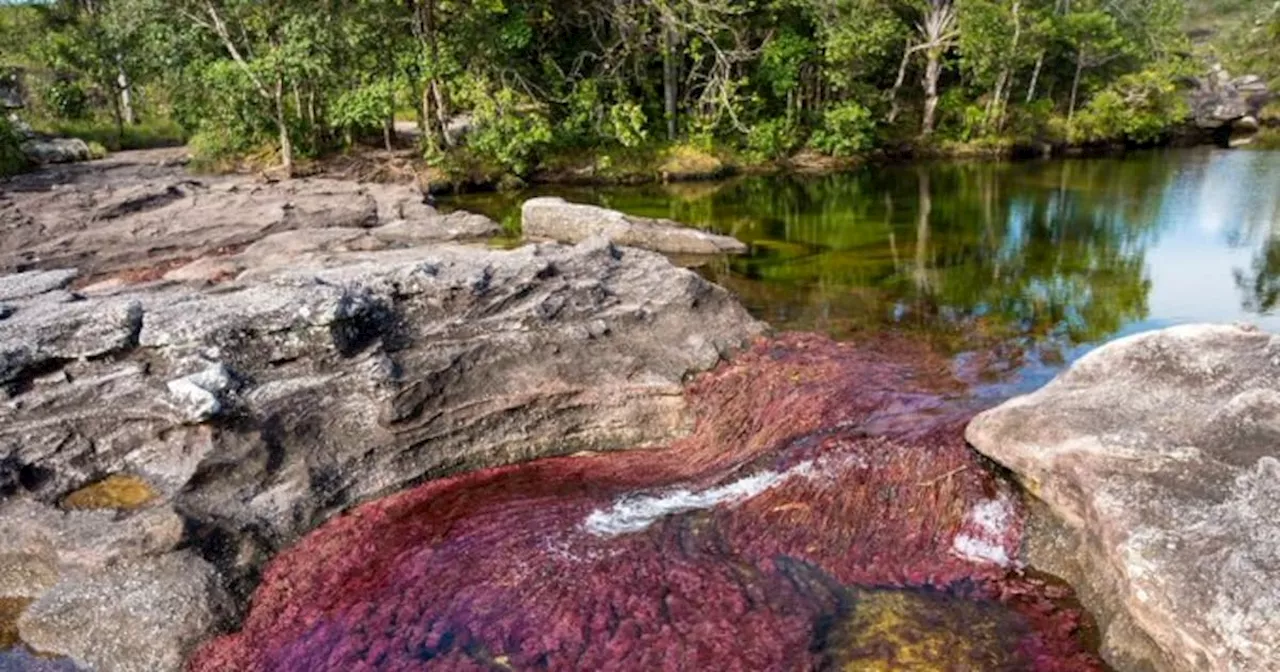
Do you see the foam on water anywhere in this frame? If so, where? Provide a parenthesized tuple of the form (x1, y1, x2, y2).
(584, 461, 815, 536)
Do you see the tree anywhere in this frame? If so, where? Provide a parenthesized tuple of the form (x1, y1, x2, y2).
(916, 0, 959, 137)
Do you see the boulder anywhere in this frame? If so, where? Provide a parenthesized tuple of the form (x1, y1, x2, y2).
(20, 138, 92, 165)
(966, 324, 1280, 672)
(522, 196, 747, 255)
(1186, 65, 1273, 130)
(17, 552, 229, 672)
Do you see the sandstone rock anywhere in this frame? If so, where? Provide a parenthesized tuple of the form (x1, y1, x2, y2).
(0, 158, 500, 280)
(966, 324, 1280, 672)
(17, 552, 229, 672)
(0, 153, 764, 669)
(522, 196, 747, 255)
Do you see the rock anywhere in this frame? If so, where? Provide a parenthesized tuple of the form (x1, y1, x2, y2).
(522, 196, 747, 255)
(0, 163, 500, 280)
(965, 324, 1280, 672)
(0, 270, 78, 302)
(1186, 65, 1273, 130)
(165, 363, 236, 423)
(0, 500, 185, 581)
(0, 153, 763, 668)
(20, 138, 92, 165)
(17, 552, 229, 672)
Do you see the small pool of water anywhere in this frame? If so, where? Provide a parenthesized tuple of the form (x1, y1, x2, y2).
(448, 148, 1280, 396)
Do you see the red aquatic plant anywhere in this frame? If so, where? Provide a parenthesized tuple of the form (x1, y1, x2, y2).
(190, 333, 1103, 672)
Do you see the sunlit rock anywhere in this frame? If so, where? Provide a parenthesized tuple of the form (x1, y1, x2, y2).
(967, 323, 1280, 671)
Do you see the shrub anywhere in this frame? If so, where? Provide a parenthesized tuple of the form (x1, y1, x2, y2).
(1070, 66, 1188, 145)
(606, 101, 648, 149)
(330, 80, 394, 143)
(0, 116, 29, 177)
(745, 117, 801, 160)
(45, 79, 90, 120)
(809, 101, 876, 156)
(467, 87, 553, 175)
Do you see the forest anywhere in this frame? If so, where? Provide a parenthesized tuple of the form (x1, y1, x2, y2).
(1, 0, 1278, 181)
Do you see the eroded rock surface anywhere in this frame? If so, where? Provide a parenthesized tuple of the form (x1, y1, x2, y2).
(966, 324, 1280, 672)
(0, 152, 765, 671)
(0, 149, 499, 280)
(522, 196, 748, 255)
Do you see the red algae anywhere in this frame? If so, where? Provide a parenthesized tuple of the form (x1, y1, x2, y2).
(190, 333, 1105, 672)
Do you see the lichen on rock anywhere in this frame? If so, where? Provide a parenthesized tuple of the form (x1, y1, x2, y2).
(61, 475, 159, 512)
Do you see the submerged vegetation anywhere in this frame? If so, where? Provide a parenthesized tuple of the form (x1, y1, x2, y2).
(0, 0, 1277, 181)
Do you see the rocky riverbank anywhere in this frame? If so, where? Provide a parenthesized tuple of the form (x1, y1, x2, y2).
(2, 151, 1277, 672)
(0, 151, 764, 670)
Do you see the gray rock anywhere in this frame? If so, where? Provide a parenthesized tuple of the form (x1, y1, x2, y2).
(0, 270, 78, 302)
(522, 196, 748, 255)
(17, 552, 228, 672)
(1187, 66, 1273, 130)
(966, 324, 1280, 672)
(20, 139, 91, 165)
(165, 363, 235, 423)
(0, 154, 764, 669)
(0, 163, 499, 280)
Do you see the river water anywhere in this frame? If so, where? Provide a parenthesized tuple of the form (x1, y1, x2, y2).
(451, 148, 1280, 397)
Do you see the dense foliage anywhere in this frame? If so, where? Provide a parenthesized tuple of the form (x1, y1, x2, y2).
(0, 0, 1263, 177)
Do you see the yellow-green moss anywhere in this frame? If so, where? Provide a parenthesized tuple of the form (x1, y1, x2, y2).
(61, 474, 159, 511)
(829, 588, 1027, 671)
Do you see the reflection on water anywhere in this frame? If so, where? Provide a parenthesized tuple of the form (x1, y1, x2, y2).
(450, 149, 1280, 395)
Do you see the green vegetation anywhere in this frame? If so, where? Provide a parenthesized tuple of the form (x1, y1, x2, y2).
(0, 0, 1269, 182)
(0, 115, 28, 176)
(34, 118, 185, 151)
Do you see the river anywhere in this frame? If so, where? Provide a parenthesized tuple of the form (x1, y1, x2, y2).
(450, 148, 1280, 398)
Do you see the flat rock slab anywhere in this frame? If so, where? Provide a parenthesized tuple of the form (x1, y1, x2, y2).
(18, 552, 228, 672)
(522, 196, 748, 255)
(966, 324, 1280, 671)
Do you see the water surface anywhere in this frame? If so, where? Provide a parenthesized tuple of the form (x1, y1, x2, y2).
(450, 149, 1280, 395)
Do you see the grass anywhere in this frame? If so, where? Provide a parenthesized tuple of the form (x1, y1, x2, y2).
(35, 117, 186, 152)
(1245, 127, 1280, 150)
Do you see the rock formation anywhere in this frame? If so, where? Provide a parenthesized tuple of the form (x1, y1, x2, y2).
(522, 196, 748, 255)
(967, 324, 1280, 672)
(1186, 64, 1272, 142)
(0, 152, 766, 671)
(0, 149, 500, 279)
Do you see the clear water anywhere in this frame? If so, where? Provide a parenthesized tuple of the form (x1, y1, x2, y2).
(448, 148, 1280, 396)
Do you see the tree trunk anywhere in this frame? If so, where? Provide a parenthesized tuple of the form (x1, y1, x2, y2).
(887, 41, 914, 124)
(985, 71, 1007, 134)
(116, 58, 135, 125)
(1068, 51, 1085, 124)
(423, 0, 449, 147)
(1026, 52, 1044, 103)
(921, 49, 942, 138)
(662, 15, 678, 140)
(274, 75, 294, 177)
